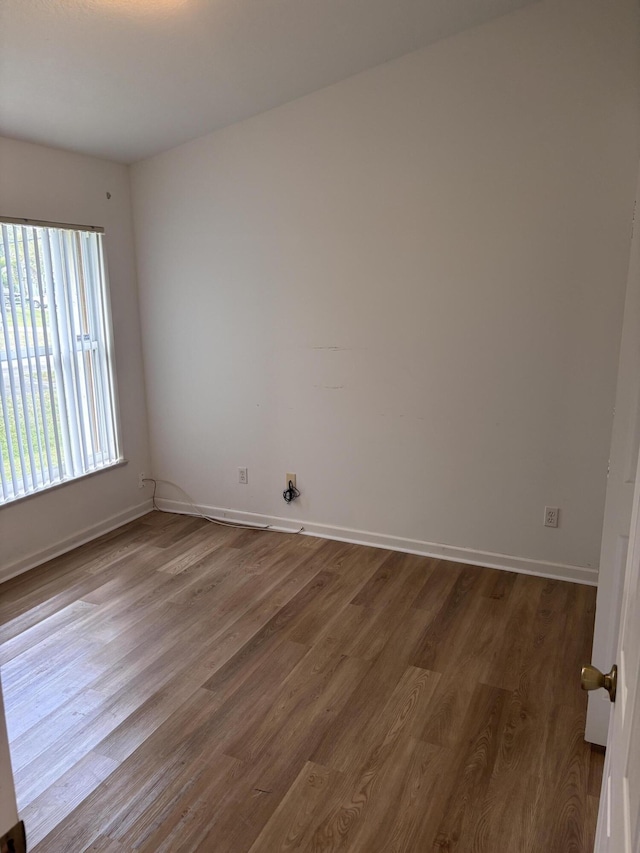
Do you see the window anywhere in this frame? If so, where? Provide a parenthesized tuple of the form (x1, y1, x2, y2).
(0, 218, 121, 505)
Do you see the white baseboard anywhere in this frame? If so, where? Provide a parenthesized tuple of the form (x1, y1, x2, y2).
(156, 498, 598, 586)
(0, 501, 154, 584)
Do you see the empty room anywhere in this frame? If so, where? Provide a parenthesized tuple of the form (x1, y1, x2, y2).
(1, 0, 640, 851)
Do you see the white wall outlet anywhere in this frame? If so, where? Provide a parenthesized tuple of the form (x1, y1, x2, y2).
(238, 467, 248, 484)
(286, 473, 296, 489)
(544, 506, 559, 528)
(138, 472, 146, 489)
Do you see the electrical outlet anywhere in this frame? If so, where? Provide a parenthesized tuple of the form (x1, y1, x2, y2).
(238, 467, 248, 484)
(544, 506, 559, 528)
(286, 472, 296, 489)
(138, 472, 146, 489)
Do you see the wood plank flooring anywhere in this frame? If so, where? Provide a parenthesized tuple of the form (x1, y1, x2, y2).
(0, 512, 603, 852)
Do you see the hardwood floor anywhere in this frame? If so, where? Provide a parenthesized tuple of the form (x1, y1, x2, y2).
(0, 512, 603, 852)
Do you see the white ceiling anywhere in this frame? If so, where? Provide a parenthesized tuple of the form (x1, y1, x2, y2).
(0, 0, 538, 164)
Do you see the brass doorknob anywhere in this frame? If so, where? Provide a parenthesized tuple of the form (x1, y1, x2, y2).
(581, 664, 617, 703)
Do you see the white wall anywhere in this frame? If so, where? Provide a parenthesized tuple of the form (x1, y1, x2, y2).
(132, 0, 640, 579)
(0, 138, 151, 579)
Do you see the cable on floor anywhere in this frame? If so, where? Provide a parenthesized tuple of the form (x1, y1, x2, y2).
(143, 477, 304, 534)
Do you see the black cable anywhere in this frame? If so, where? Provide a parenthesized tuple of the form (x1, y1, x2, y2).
(147, 476, 159, 511)
(283, 479, 300, 503)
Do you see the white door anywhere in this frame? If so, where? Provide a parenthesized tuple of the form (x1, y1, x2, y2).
(586, 168, 640, 747)
(593, 443, 640, 852)
(0, 676, 18, 837)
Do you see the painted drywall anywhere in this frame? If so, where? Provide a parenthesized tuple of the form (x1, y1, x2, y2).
(0, 678, 17, 835)
(0, 137, 151, 579)
(132, 0, 640, 575)
(1, 0, 539, 162)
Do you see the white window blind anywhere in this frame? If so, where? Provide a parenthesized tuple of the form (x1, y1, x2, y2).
(0, 219, 121, 504)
